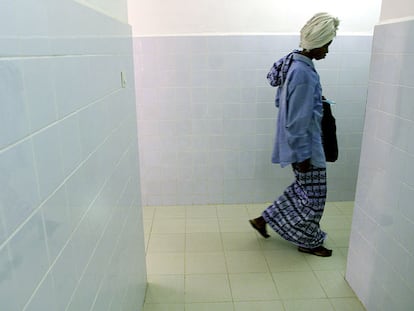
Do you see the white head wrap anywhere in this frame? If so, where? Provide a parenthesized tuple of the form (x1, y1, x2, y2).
(300, 12, 340, 50)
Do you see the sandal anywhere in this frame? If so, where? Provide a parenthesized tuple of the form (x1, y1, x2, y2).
(298, 246, 332, 257)
(249, 219, 270, 239)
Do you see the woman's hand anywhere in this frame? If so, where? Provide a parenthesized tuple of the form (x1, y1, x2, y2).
(294, 158, 311, 172)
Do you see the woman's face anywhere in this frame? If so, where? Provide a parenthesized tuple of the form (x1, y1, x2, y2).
(311, 41, 332, 60)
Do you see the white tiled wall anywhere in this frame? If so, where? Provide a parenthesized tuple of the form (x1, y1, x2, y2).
(0, 1, 146, 310)
(134, 34, 372, 206)
(346, 18, 414, 310)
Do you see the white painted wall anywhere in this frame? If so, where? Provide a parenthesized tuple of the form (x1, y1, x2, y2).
(0, 1, 146, 310)
(133, 34, 372, 205)
(380, 0, 414, 21)
(129, 0, 380, 205)
(128, 0, 381, 35)
(76, 0, 129, 22)
(346, 0, 414, 309)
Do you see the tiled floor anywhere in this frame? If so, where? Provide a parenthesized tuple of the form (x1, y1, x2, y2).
(142, 201, 366, 311)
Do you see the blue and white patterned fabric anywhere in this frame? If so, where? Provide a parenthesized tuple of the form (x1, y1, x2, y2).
(266, 50, 297, 88)
(262, 165, 327, 248)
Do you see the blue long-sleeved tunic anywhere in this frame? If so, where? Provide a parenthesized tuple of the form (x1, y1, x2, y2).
(268, 52, 326, 168)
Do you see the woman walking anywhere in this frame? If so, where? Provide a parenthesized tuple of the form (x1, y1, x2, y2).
(249, 13, 340, 257)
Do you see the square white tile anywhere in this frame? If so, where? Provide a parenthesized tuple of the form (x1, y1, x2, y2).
(154, 206, 186, 219)
(264, 250, 312, 272)
(283, 298, 334, 311)
(146, 253, 185, 275)
(143, 303, 185, 311)
(147, 234, 185, 253)
(303, 248, 347, 272)
(234, 300, 285, 311)
(185, 274, 232, 303)
(314, 270, 356, 298)
(272, 271, 326, 299)
(185, 302, 234, 311)
(152, 218, 186, 234)
(216, 205, 249, 218)
(145, 275, 185, 304)
(186, 218, 220, 233)
(143, 201, 365, 310)
(221, 232, 261, 251)
(185, 233, 223, 252)
(225, 251, 269, 273)
(185, 252, 227, 274)
(329, 298, 366, 311)
(229, 273, 279, 301)
(219, 218, 254, 233)
(186, 206, 218, 218)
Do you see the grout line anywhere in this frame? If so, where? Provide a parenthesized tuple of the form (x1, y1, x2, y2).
(143, 203, 356, 308)
(64, 177, 132, 311)
(17, 140, 135, 309)
(0, 112, 131, 252)
(21, 175, 118, 310)
(0, 87, 123, 156)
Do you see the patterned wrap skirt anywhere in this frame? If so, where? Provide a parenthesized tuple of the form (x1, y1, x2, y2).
(262, 165, 327, 249)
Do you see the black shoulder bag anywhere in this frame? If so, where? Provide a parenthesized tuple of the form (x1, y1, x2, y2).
(321, 102, 338, 162)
